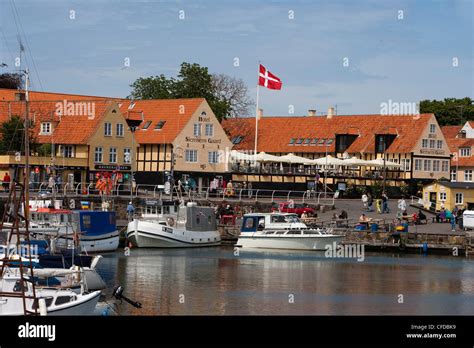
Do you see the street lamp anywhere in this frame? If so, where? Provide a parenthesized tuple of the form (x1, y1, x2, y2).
(126, 117, 142, 200)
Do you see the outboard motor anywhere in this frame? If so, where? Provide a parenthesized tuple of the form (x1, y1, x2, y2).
(112, 285, 142, 309)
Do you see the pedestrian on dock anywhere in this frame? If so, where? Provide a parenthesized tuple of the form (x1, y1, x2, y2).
(376, 198, 382, 214)
(451, 213, 456, 231)
(2, 172, 10, 192)
(361, 193, 368, 210)
(382, 192, 390, 214)
(367, 192, 374, 212)
(127, 201, 135, 220)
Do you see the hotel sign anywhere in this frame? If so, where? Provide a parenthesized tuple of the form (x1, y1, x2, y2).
(420, 149, 445, 155)
(185, 137, 222, 144)
(95, 165, 131, 171)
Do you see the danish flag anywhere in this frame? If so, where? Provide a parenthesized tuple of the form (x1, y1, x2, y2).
(258, 64, 282, 90)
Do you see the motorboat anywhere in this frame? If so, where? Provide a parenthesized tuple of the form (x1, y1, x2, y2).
(126, 202, 221, 248)
(236, 213, 344, 251)
(0, 268, 101, 315)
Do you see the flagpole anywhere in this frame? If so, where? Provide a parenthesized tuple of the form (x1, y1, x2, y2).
(254, 63, 260, 156)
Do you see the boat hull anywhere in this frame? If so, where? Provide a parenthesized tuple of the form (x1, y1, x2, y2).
(54, 232, 119, 253)
(126, 220, 221, 248)
(236, 235, 344, 251)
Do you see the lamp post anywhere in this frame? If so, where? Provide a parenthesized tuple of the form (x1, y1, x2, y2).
(126, 118, 142, 200)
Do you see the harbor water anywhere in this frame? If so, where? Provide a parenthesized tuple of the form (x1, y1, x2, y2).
(96, 247, 474, 315)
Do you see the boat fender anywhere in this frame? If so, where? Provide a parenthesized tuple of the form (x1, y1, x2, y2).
(167, 217, 175, 227)
(38, 298, 47, 316)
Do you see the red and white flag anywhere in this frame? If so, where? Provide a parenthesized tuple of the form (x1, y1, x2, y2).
(258, 64, 282, 90)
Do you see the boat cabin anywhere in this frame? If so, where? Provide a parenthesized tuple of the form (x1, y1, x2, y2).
(241, 213, 307, 232)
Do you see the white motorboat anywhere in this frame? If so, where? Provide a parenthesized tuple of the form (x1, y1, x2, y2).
(0, 268, 101, 315)
(236, 213, 344, 251)
(126, 202, 221, 248)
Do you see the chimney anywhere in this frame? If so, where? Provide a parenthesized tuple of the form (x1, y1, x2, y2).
(327, 107, 335, 119)
(257, 108, 263, 119)
(307, 109, 316, 116)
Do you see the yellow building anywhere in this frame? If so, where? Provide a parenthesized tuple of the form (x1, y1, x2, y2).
(422, 181, 474, 211)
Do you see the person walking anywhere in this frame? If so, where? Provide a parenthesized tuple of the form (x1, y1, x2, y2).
(2, 172, 10, 192)
(376, 199, 382, 214)
(382, 192, 390, 214)
(450, 212, 456, 231)
(127, 201, 135, 221)
(367, 193, 374, 212)
(361, 193, 368, 210)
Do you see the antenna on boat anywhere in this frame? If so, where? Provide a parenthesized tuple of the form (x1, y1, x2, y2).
(0, 69, 39, 315)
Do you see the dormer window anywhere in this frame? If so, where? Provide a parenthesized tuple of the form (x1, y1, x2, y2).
(142, 121, 152, 130)
(155, 121, 166, 130)
(460, 147, 471, 157)
(40, 122, 51, 135)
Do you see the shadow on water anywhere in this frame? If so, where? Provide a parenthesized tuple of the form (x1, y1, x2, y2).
(96, 246, 474, 315)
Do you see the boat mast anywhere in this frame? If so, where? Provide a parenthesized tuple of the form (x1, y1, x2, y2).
(24, 69, 30, 218)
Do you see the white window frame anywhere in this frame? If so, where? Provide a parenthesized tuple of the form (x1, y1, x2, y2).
(63, 145, 74, 158)
(432, 160, 440, 172)
(422, 139, 428, 148)
(442, 160, 449, 172)
(104, 122, 112, 136)
(185, 149, 198, 163)
(205, 124, 214, 137)
(109, 147, 117, 163)
(193, 124, 201, 137)
(450, 169, 457, 182)
(116, 123, 124, 137)
(423, 159, 431, 171)
(429, 124, 436, 133)
(465, 170, 473, 182)
(40, 122, 51, 135)
(94, 147, 103, 163)
(439, 192, 447, 201)
(429, 139, 435, 149)
(455, 193, 463, 205)
(414, 159, 422, 171)
(208, 151, 219, 164)
(436, 140, 443, 149)
(459, 148, 471, 157)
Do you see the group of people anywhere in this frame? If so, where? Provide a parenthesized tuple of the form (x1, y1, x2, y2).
(361, 192, 390, 214)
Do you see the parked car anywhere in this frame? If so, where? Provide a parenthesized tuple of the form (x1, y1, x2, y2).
(272, 202, 316, 217)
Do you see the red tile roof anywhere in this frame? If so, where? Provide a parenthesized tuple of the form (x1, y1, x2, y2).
(0, 88, 121, 102)
(119, 99, 205, 144)
(441, 126, 474, 167)
(0, 100, 114, 144)
(222, 114, 435, 154)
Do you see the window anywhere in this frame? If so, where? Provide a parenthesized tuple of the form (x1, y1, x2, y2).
(82, 214, 92, 228)
(429, 139, 435, 149)
(439, 192, 447, 201)
(142, 121, 152, 130)
(437, 140, 443, 149)
(465, 170, 473, 182)
(303, 138, 311, 145)
(326, 139, 334, 145)
(433, 160, 440, 172)
(289, 138, 296, 145)
(401, 159, 411, 171)
(40, 122, 51, 134)
(232, 136, 243, 145)
(208, 151, 219, 164)
(109, 147, 117, 163)
(104, 122, 112, 136)
(451, 169, 457, 181)
(423, 159, 431, 171)
(311, 138, 319, 145)
(455, 193, 463, 205)
(155, 120, 166, 130)
(422, 139, 428, 148)
(193, 123, 201, 136)
(460, 148, 471, 157)
(116, 123, 124, 137)
(429, 124, 436, 133)
(185, 149, 198, 163)
(124, 148, 131, 164)
(442, 160, 449, 172)
(205, 124, 214, 136)
(414, 159, 422, 171)
(94, 147, 103, 163)
(296, 138, 304, 145)
(62, 145, 74, 158)
(318, 138, 326, 145)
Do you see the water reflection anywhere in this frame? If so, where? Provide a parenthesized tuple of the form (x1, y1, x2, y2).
(96, 247, 474, 315)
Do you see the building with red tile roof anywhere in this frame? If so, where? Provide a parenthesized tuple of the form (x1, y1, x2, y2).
(222, 111, 451, 189)
(442, 121, 474, 183)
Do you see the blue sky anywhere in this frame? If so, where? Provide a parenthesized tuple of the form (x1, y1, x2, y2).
(0, 0, 472, 116)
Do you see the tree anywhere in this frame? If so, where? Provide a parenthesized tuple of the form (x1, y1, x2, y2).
(420, 97, 474, 126)
(0, 116, 36, 155)
(0, 73, 23, 89)
(129, 62, 253, 121)
(211, 74, 254, 117)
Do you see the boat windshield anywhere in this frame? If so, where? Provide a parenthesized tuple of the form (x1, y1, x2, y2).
(271, 215, 300, 224)
(284, 215, 300, 223)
